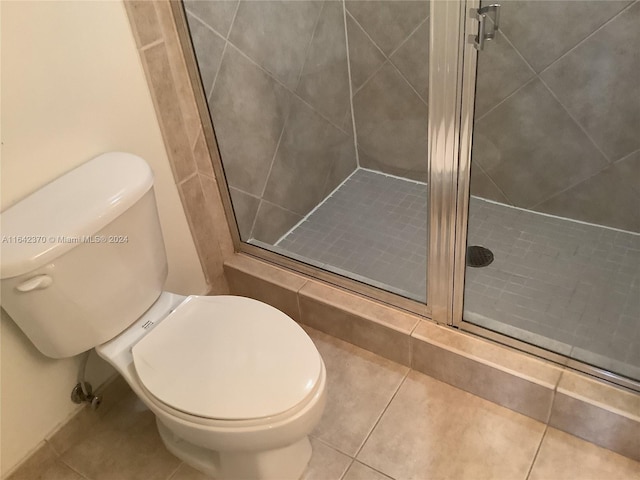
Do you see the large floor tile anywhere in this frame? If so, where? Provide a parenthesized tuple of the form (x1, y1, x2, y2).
(528, 428, 640, 480)
(301, 438, 352, 480)
(168, 463, 208, 480)
(357, 370, 545, 480)
(305, 327, 409, 456)
(59, 390, 181, 480)
(342, 461, 392, 480)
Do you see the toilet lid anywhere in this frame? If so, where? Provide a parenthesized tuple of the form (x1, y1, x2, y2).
(132, 295, 322, 420)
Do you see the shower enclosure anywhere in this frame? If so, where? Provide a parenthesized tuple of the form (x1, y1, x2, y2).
(178, 0, 639, 387)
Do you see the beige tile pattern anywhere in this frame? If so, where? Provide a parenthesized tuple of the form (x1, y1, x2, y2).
(357, 370, 546, 480)
(124, 0, 234, 294)
(550, 389, 640, 461)
(177, 175, 228, 291)
(300, 438, 351, 480)
(10, 323, 640, 480)
(342, 461, 392, 480)
(142, 43, 198, 183)
(224, 254, 308, 321)
(299, 280, 419, 366)
(529, 428, 640, 480)
(306, 327, 409, 456)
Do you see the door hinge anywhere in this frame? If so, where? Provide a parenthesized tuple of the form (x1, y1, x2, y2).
(471, 4, 501, 51)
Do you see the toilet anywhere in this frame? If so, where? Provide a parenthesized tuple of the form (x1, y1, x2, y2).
(0, 152, 327, 480)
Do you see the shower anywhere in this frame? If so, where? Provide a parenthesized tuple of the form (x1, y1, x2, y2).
(180, 0, 640, 385)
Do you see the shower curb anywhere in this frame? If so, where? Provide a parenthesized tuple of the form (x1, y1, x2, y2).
(224, 253, 640, 461)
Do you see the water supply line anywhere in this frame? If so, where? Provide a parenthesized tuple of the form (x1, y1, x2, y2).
(70, 351, 102, 409)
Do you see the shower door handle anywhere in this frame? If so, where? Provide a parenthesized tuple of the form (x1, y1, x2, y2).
(473, 4, 501, 51)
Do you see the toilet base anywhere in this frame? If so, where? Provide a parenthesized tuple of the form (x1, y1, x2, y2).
(157, 419, 312, 480)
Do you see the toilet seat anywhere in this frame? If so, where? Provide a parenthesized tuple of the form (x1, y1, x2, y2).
(132, 295, 322, 421)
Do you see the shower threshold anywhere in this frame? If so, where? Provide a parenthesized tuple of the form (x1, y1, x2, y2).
(266, 168, 639, 381)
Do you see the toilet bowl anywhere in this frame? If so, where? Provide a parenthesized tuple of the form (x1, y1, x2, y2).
(0, 153, 327, 479)
(97, 293, 327, 479)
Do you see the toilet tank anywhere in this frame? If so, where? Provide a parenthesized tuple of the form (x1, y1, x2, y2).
(0, 153, 168, 358)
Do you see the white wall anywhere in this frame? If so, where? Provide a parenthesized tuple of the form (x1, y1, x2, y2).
(0, 1, 208, 475)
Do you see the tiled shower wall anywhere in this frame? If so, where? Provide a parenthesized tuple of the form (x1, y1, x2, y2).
(186, 0, 639, 241)
(472, 0, 640, 232)
(185, 0, 358, 244)
(184, 0, 432, 243)
(346, 0, 431, 182)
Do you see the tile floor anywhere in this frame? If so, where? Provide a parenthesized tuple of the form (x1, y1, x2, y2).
(10, 327, 640, 480)
(274, 168, 640, 380)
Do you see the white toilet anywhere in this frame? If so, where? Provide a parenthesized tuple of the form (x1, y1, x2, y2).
(0, 152, 327, 480)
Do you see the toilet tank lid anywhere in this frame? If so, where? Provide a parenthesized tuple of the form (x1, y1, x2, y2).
(0, 152, 153, 279)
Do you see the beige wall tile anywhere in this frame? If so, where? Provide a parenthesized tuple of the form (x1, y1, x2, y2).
(199, 174, 234, 258)
(299, 281, 419, 366)
(224, 254, 307, 321)
(124, 0, 163, 48)
(178, 175, 227, 292)
(411, 320, 561, 422)
(154, 0, 202, 148)
(550, 372, 640, 461)
(142, 43, 197, 183)
(192, 129, 215, 178)
(529, 428, 640, 480)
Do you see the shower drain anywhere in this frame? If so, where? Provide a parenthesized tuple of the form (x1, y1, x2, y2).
(466, 245, 494, 268)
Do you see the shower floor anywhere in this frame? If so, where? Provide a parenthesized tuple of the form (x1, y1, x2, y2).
(276, 168, 640, 380)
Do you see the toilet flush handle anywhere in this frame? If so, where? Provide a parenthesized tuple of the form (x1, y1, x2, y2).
(16, 274, 53, 292)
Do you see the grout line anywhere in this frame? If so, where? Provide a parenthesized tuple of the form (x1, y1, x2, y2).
(338, 459, 356, 480)
(538, 0, 638, 77)
(293, 0, 327, 92)
(275, 167, 362, 246)
(387, 15, 431, 105)
(524, 424, 549, 480)
(342, 1, 361, 168)
(218, 33, 352, 135)
(389, 14, 429, 59)
(472, 161, 514, 205)
(471, 195, 640, 237)
(164, 462, 183, 480)
(183, 8, 227, 41)
(528, 156, 614, 212)
(359, 167, 427, 187)
(309, 434, 355, 459)
(139, 38, 164, 52)
(352, 369, 411, 460)
(352, 58, 388, 98)
(346, 10, 388, 96)
(537, 75, 612, 163)
(207, 40, 229, 102)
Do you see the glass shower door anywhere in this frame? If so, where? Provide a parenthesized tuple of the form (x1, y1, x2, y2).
(182, 0, 433, 310)
(461, 0, 640, 382)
